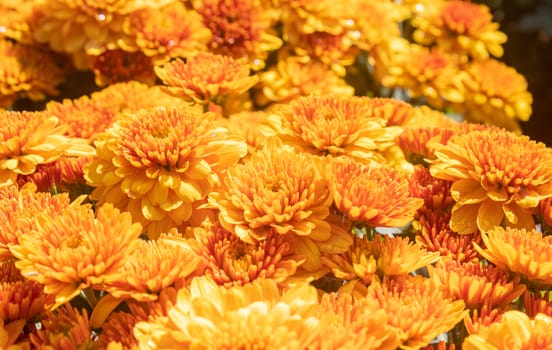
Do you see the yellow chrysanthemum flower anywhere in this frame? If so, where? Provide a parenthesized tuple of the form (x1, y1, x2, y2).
(463, 311, 552, 350)
(430, 129, 552, 234)
(475, 226, 552, 289)
(134, 277, 321, 349)
(0, 110, 94, 187)
(85, 106, 247, 238)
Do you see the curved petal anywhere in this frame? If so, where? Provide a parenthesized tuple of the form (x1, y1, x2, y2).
(477, 200, 504, 232)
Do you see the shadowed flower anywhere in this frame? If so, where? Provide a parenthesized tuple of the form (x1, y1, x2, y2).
(524, 290, 552, 318)
(87, 49, 156, 86)
(256, 55, 354, 106)
(459, 59, 533, 132)
(430, 129, 552, 234)
(193, 221, 303, 287)
(0, 319, 28, 350)
(412, 0, 507, 60)
(97, 302, 149, 349)
(29, 305, 92, 349)
(0, 261, 23, 284)
(331, 157, 423, 227)
(0, 39, 68, 108)
(409, 165, 454, 215)
(463, 311, 552, 349)
(0, 110, 94, 187)
(192, 0, 282, 69)
(366, 276, 466, 349)
(430, 259, 526, 309)
(0, 279, 53, 324)
(121, 2, 211, 64)
(0, 186, 73, 262)
(155, 52, 259, 106)
(475, 226, 552, 288)
(9, 203, 142, 304)
(100, 236, 202, 301)
(84, 106, 247, 238)
(262, 96, 402, 164)
(134, 277, 321, 349)
(314, 292, 401, 350)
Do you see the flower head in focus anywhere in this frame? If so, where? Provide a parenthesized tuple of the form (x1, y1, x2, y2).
(155, 52, 259, 106)
(9, 203, 142, 304)
(475, 226, 552, 288)
(430, 129, 552, 234)
(85, 106, 247, 238)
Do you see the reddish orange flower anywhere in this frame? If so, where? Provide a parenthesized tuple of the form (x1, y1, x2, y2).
(193, 221, 303, 287)
(524, 290, 552, 318)
(409, 165, 454, 215)
(475, 226, 552, 288)
(87, 49, 156, 86)
(0, 279, 53, 324)
(430, 129, 552, 234)
(155, 52, 259, 105)
(430, 259, 526, 309)
(29, 305, 92, 349)
(464, 303, 503, 335)
(331, 157, 423, 227)
(97, 302, 149, 349)
(192, 0, 282, 69)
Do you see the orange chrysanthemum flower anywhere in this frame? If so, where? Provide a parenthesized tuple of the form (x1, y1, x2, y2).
(100, 236, 202, 301)
(0, 39, 68, 108)
(262, 96, 402, 164)
(0, 110, 94, 187)
(430, 259, 526, 309)
(87, 49, 156, 87)
(524, 290, 552, 318)
(430, 129, 552, 234)
(208, 142, 352, 272)
(0, 261, 23, 284)
(192, 0, 282, 69)
(0, 0, 39, 43)
(224, 111, 269, 156)
(463, 311, 552, 349)
(459, 59, 533, 132)
(412, 0, 507, 60)
(32, 0, 175, 68)
(464, 303, 503, 335)
(97, 303, 149, 349)
(121, 3, 211, 64)
(193, 221, 303, 287)
(0, 186, 73, 262)
(0, 318, 28, 350)
(9, 203, 142, 304)
(323, 234, 439, 285)
(475, 226, 552, 288)
(365, 98, 414, 127)
(539, 197, 552, 232)
(314, 292, 401, 350)
(409, 165, 454, 215)
(29, 305, 92, 349)
(134, 277, 320, 349)
(155, 52, 259, 106)
(0, 279, 53, 324)
(85, 106, 247, 238)
(331, 157, 423, 227)
(256, 55, 354, 106)
(365, 277, 466, 349)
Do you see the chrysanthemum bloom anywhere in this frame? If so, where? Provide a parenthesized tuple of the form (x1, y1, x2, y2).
(0, 261, 23, 284)
(539, 197, 552, 232)
(87, 49, 156, 86)
(415, 210, 483, 263)
(0, 319, 29, 349)
(193, 221, 303, 287)
(9, 203, 142, 304)
(155, 53, 259, 106)
(120, 2, 211, 64)
(0, 110, 94, 187)
(32, 0, 176, 68)
(365, 98, 413, 127)
(208, 143, 352, 272)
(256, 55, 354, 106)
(0, 279, 53, 323)
(409, 165, 454, 215)
(323, 234, 439, 285)
(411, 1, 507, 60)
(459, 59, 533, 132)
(0, 0, 39, 43)
(430, 259, 526, 309)
(524, 290, 552, 318)
(224, 111, 269, 156)
(262, 96, 402, 165)
(475, 227, 552, 288)
(464, 303, 503, 335)
(100, 236, 202, 301)
(85, 106, 247, 238)
(430, 129, 552, 234)
(463, 311, 552, 349)
(331, 157, 423, 227)
(0, 39, 68, 108)
(314, 292, 401, 350)
(191, 0, 282, 70)
(97, 302, 149, 349)
(365, 276, 466, 349)
(0, 186, 73, 262)
(29, 305, 92, 349)
(134, 277, 321, 349)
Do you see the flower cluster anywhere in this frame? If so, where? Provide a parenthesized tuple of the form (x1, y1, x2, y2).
(0, 0, 549, 348)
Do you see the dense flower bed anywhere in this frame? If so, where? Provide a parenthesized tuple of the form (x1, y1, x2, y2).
(1, 0, 550, 349)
